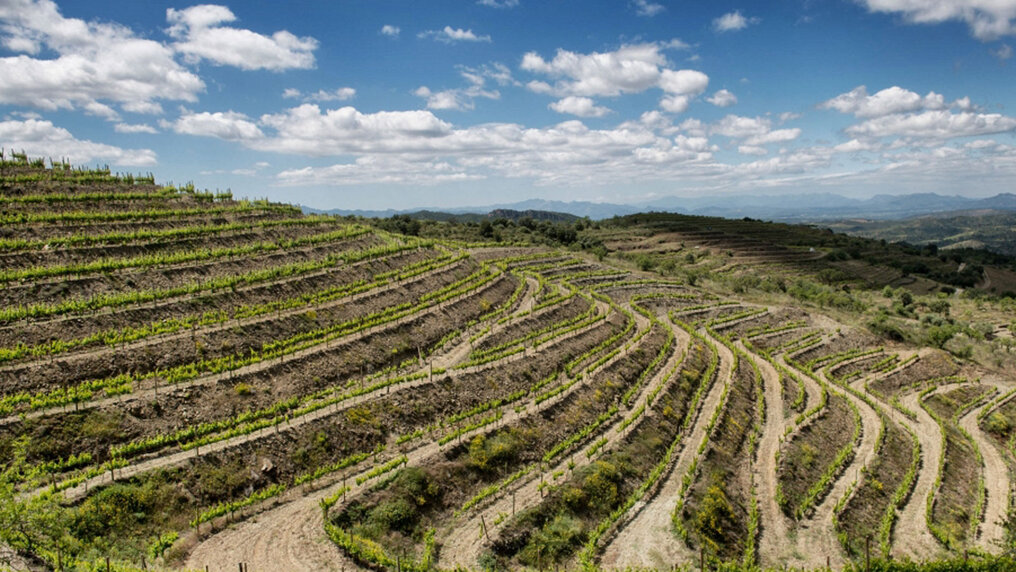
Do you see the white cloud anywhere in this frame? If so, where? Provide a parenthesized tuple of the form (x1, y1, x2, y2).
(521, 43, 703, 98)
(658, 69, 709, 95)
(418, 26, 491, 43)
(414, 65, 502, 111)
(172, 102, 721, 187)
(659, 95, 690, 113)
(114, 122, 158, 134)
(746, 128, 801, 145)
(711, 115, 773, 138)
(163, 110, 264, 141)
(282, 87, 356, 102)
(632, 0, 666, 17)
(415, 87, 471, 111)
(308, 88, 356, 102)
(380, 25, 400, 37)
(477, 0, 519, 7)
(711, 114, 801, 146)
(279, 156, 483, 186)
(707, 89, 737, 107)
(821, 85, 947, 118)
(166, 5, 317, 71)
(858, 0, 1016, 40)
(0, 118, 156, 165)
(0, 0, 203, 115)
(549, 96, 611, 117)
(738, 145, 768, 155)
(833, 139, 879, 153)
(253, 105, 454, 155)
(995, 43, 1013, 59)
(84, 101, 120, 121)
(713, 11, 759, 32)
(846, 109, 1016, 139)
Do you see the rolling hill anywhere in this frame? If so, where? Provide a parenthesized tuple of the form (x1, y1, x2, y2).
(2, 158, 1016, 572)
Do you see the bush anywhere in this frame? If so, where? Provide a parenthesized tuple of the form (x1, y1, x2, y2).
(695, 475, 735, 550)
(986, 413, 1011, 435)
(520, 514, 584, 566)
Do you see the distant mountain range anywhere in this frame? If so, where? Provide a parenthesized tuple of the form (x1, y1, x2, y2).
(303, 192, 1016, 222)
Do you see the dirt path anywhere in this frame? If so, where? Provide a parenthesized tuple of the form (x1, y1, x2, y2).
(185, 488, 365, 572)
(597, 327, 733, 569)
(959, 378, 1011, 551)
(891, 388, 950, 560)
(744, 344, 790, 567)
(435, 314, 679, 570)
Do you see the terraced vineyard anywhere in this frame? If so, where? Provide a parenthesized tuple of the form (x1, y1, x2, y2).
(2, 159, 1016, 572)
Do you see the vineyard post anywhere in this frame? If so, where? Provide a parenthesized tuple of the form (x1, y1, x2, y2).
(699, 545, 704, 572)
(865, 535, 871, 572)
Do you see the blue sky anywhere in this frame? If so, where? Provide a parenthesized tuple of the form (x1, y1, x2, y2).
(2, 0, 1016, 210)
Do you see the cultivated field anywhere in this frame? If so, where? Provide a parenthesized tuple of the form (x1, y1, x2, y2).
(1, 158, 1015, 572)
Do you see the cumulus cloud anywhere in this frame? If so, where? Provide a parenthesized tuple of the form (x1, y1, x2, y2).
(659, 69, 709, 95)
(521, 42, 705, 101)
(711, 114, 802, 146)
(994, 43, 1013, 59)
(418, 26, 491, 43)
(282, 87, 356, 102)
(114, 122, 158, 134)
(660, 96, 690, 113)
(0, 118, 156, 165)
(821, 85, 947, 118)
(713, 11, 759, 32)
(549, 96, 611, 117)
(0, 0, 203, 115)
(166, 5, 318, 71)
(279, 156, 483, 186)
(163, 110, 264, 141)
(380, 25, 400, 37)
(858, 0, 1016, 40)
(414, 65, 503, 111)
(707, 89, 737, 107)
(632, 0, 666, 17)
(846, 109, 1016, 139)
(167, 102, 720, 186)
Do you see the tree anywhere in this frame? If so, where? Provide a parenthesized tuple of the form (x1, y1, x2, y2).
(0, 438, 75, 562)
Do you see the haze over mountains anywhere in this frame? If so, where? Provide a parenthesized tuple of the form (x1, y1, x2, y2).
(310, 192, 1016, 222)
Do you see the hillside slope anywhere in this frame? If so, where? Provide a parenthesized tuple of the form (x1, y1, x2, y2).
(1, 158, 1015, 572)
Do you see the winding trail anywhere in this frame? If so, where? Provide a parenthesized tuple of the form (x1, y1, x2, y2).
(891, 388, 950, 561)
(597, 326, 733, 569)
(745, 344, 791, 567)
(960, 378, 1011, 551)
